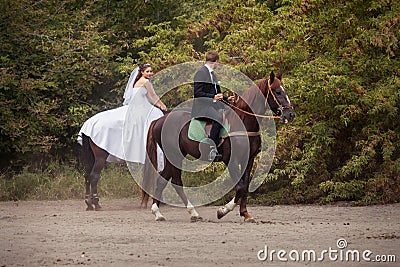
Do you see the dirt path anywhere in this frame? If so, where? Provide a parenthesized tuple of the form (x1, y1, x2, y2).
(0, 199, 399, 266)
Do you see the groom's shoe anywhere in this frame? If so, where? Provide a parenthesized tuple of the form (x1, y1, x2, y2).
(208, 147, 222, 161)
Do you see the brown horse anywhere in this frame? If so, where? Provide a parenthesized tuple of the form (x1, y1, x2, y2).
(142, 71, 295, 222)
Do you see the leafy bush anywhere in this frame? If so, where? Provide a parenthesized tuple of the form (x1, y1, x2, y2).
(319, 180, 367, 204)
(0, 167, 51, 201)
(0, 162, 140, 201)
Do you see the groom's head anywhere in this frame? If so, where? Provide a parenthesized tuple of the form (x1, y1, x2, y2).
(206, 51, 219, 69)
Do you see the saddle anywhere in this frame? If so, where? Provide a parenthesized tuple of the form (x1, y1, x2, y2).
(204, 113, 227, 138)
(188, 113, 229, 146)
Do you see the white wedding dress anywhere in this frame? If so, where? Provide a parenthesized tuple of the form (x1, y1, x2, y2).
(77, 74, 164, 170)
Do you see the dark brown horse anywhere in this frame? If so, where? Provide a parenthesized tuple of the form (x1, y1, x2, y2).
(142, 71, 295, 222)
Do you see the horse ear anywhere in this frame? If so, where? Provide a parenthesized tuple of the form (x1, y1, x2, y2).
(277, 73, 283, 81)
(269, 71, 275, 82)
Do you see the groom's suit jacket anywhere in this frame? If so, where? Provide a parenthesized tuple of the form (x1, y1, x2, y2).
(191, 65, 227, 122)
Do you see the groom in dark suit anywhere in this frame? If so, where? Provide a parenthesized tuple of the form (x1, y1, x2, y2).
(191, 51, 235, 161)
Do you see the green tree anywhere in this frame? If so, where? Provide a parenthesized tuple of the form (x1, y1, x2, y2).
(1, 0, 399, 204)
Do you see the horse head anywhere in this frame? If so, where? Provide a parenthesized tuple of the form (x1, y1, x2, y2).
(266, 71, 295, 124)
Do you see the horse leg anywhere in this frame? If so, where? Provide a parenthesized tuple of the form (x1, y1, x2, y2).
(82, 134, 95, 210)
(84, 162, 93, 210)
(217, 197, 237, 219)
(186, 200, 202, 222)
(239, 194, 254, 223)
(89, 172, 102, 211)
(140, 192, 149, 209)
(150, 168, 171, 221)
(237, 157, 256, 222)
(88, 141, 108, 211)
(170, 167, 202, 222)
(217, 161, 240, 219)
(218, 156, 255, 222)
(84, 175, 94, 211)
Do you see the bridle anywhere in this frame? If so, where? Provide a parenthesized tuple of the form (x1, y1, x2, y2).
(265, 79, 293, 116)
(221, 79, 290, 119)
(219, 79, 291, 139)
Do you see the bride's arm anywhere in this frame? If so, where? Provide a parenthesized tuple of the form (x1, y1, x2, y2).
(144, 81, 167, 110)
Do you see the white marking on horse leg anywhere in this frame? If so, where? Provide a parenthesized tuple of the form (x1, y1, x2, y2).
(217, 198, 237, 219)
(225, 197, 237, 211)
(187, 201, 201, 221)
(151, 203, 166, 221)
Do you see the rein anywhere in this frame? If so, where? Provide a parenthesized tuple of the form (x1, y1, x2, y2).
(219, 79, 280, 139)
(220, 79, 283, 119)
(221, 99, 280, 119)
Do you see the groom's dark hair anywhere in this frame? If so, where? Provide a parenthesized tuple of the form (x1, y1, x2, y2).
(206, 51, 219, 63)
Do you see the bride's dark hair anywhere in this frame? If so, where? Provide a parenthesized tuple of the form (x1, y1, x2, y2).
(133, 62, 152, 86)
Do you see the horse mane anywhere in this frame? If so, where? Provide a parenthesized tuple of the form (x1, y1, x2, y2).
(230, 79, 269, 121)
(236, 79, 268, 110)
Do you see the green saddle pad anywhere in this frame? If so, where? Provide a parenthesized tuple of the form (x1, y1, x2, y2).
(188, 118, 229, 144)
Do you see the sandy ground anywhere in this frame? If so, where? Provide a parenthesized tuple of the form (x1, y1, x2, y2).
(0, 199, 399, 267)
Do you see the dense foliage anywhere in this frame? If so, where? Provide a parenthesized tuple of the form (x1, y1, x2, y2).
(1, 0, 399, 204)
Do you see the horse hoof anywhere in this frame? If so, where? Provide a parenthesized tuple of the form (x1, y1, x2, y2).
(217, 207, 228, 219)
(190, 216, 203, 223)
(94, 205, 102, 211)
(217, 211, 224, 219)
(85, 199, 94, 211)
(244, 215, 256, 223)
(155, 215, 166, 221)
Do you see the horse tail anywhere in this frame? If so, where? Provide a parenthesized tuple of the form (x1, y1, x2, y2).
(142, 120, 158, 207)
(81, 133, 94, 173)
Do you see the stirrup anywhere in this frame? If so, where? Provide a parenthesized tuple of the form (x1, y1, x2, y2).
(208, 147, 222, 161)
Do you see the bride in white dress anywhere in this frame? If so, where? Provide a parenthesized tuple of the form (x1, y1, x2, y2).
(78, 63, 167, 166)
